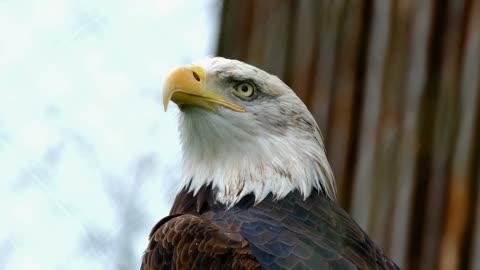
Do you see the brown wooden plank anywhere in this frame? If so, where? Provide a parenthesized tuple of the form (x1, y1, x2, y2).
(367, 0, 416, 253)
(388, 0, 434, 267)
(471, 160, 480, 270)
(217, 0, 254, 60)
(468, 2, 480, 260)
(287, 0, 317, 103)
(439, 0, 480, 268)
(349, 0, 393, 231)
(415, 0, 468, 269)
(468, 52, 480, 270)
(308, 0, 345, 135)
(246, 0, 291, 78)
(244, 0, 272, 68)
(324, 0, 364, 208)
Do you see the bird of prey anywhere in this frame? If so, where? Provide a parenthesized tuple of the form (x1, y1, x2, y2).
(141, 57, 399, 269)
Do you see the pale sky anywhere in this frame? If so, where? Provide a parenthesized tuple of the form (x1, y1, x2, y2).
(0, 0, 219, 269)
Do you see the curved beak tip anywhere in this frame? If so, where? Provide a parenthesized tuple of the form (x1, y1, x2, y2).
(163, 96, 169, 112)
(163, 87, 175, 112)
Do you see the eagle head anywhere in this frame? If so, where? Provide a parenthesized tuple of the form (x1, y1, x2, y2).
(163, 57, 335, 206)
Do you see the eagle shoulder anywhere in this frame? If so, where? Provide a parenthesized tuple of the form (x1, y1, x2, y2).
(142, 187, 399, 270)
(234, 191, 400, 269)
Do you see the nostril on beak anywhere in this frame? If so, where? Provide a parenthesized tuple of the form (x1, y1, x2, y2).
(192, 71, 200, 82)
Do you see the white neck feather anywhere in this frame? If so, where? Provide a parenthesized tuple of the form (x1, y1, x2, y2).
(177, 107, 336, 207)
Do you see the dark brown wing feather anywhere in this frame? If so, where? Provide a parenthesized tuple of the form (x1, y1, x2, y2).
(141, 213, 261, 270)
(225, 194, 399, 269)
(141, 187, 399, 270)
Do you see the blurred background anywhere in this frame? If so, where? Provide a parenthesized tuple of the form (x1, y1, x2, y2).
(1, 0, 479, 270)
(0, 0, 218, 269)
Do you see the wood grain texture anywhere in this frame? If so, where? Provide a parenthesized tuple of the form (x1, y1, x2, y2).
(389, 0, 434, 267)
(349, 0, 392, 232)
(325, 0, 364, 209)
(466, 4, 480, 270)
(415, 1, 469, 269)
(308, 0, 344, 133)
(439, 1, 480, 268)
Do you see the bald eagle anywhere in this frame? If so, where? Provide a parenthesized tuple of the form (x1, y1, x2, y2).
(141, 57, 399, 269)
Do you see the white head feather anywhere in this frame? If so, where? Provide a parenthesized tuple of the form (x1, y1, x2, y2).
(174, 57, 335, 207)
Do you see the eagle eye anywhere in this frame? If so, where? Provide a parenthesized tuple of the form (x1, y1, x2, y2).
(233, 82, 256, 99)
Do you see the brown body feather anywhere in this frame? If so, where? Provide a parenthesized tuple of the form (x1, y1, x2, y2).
(142, 214, 260, 270)
(141, 186, 398, 270)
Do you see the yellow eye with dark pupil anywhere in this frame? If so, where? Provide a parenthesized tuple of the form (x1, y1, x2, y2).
(234, 82, 255, 98)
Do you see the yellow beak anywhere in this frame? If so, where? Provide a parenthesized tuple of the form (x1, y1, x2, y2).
(163, 65, 245, 113)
